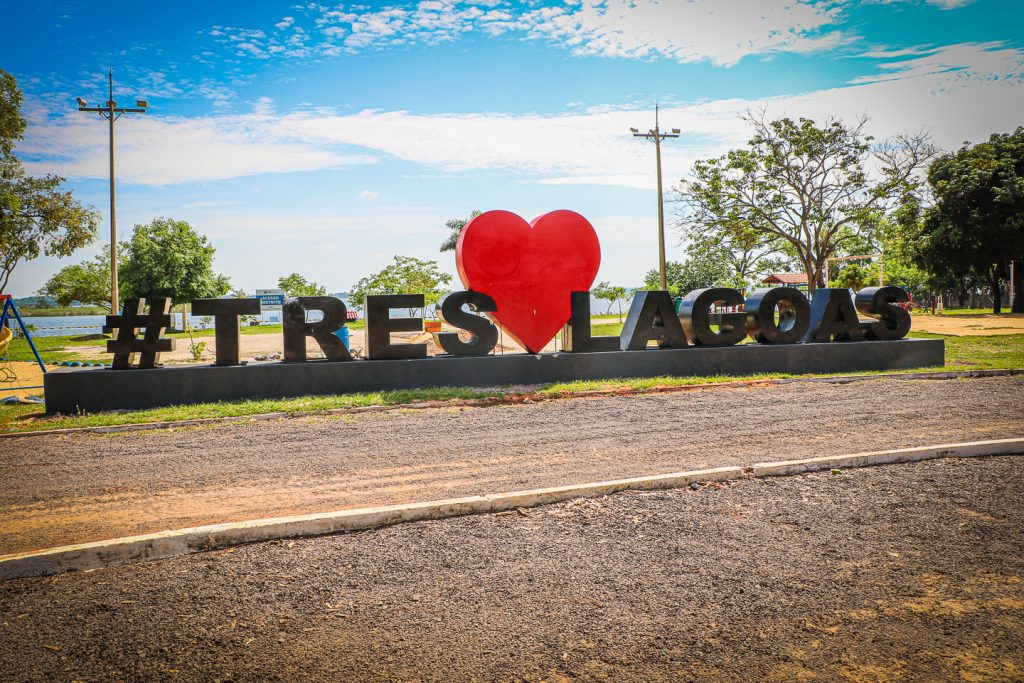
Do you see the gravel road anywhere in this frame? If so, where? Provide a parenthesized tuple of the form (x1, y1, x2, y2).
(2, 455, 1022, 681)
(1, 376, 1022, 554)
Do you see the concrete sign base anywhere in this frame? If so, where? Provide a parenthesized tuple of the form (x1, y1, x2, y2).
(43, 338, 944, 414)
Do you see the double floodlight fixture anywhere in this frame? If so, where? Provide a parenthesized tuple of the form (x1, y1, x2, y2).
(73, 69, 149, 314)
(628, 103, 681, 292)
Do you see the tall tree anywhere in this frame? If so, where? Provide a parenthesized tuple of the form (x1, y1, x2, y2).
(38, 248, 112, 310)
(439, 210, 481, 252)
(277, 273, 326, 298)
(675, 114, 936, 294)
(918, 127, 1024, 313)
(350, 255, 453, 314)
(119, 218, 231, 327)
(0, 69, 99, 292)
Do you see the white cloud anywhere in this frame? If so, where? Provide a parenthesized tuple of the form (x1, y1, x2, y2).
(21, 43, 1024, 188)
(512, 0, 848, 67)
(869, 0, 974, 9)
(849, 41, 1023, 83)
(21, 107, 379, 185)
(358, 189, 380, 199)
(207, 0, 848, 67)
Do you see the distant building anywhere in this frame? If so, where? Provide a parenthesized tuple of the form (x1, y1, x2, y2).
(761, 273, 808, 289)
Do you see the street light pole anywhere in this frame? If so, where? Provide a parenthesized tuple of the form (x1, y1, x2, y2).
(631, 103, 680, 291)
(76, 70, 148, 313)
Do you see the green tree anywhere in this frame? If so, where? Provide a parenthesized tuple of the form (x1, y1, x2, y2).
(642, 253, 730, 297)
(0, 69, 100, 292)
(591, 281, 628, 320)
(350, 255, 453, 315)
(829, 261, 879, 291)
(917, 127, 1024, 313)
(38, 248, 112, 310)
(277, 273, 326, 298)
(439, 210, 481, 252)
(675, 114, 936, 294)
(119, 218, 231, 328)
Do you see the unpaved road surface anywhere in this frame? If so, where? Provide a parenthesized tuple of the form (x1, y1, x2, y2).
(2, 376, 1022, 555)
(2, 455, 1023, 681)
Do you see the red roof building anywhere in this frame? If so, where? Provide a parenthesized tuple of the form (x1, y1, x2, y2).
(761, 273, 808, 288)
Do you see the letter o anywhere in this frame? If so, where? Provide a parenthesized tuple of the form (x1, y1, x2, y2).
(745, 287, 810, 344)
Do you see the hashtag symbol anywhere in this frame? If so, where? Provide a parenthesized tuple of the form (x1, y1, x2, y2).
(104, 298, 177, 369)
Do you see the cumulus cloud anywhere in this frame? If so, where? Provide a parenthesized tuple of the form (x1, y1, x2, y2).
(205, 0, 848, 66)
(511, 0, 848, 67)
(21, 42, 1024, 188)
(20, 108, 378, 185)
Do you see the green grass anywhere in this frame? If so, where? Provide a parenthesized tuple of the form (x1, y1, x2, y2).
(0, 386, 502, 434)
(930, 308, 1019, 316)
(4, 333, 113, 363)
(2, 329, 1020, 436)
(908, 331, 1024, 370)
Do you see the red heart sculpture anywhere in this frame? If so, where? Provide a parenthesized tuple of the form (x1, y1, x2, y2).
(456, 210, 601, 354)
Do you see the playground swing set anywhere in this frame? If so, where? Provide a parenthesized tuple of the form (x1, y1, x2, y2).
(0, 294, 47, 403)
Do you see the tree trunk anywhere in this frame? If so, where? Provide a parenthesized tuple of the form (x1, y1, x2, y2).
(1013, 259, 1023, 314)
(181, 302, 189, 332)
(957, 288, 968, 309)
(990, 277, 1002, 314)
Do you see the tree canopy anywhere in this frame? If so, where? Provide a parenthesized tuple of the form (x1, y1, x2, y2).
(119, 218, 231, 305)
(917, 127, 1024, 313)
(675, 114, 936, 293)
(349, 255, 453, 312)
(38, 248, 112, 311)
(278, 273, 326, 298)
(642, 253, 730, 297)
(591, 281, 628, 316)
(0, 69, 99, 293)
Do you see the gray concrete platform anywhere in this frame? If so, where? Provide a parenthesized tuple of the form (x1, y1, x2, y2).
(43, 338, 944, 414)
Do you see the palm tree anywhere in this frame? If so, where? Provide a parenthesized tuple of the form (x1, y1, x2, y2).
(439, 210, 482, 252)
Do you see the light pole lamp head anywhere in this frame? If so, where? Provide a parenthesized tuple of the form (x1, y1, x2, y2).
(671, 128, 681, 134)
(76, 97, 87, 107)
(629, 127, 639, 134)
(136, 100, 148, 109)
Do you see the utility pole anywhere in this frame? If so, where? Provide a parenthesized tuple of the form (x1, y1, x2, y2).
(76, 70, 148, 313)
(631, 103, 680, 291)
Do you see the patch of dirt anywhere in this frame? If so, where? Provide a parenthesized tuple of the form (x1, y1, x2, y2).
(1, 455, 1022, 681)
(0, 376, 1021, 554)
(911, 312, 1024, 336)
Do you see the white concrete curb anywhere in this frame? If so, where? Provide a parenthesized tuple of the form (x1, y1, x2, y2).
(1, 438, 1021, 582)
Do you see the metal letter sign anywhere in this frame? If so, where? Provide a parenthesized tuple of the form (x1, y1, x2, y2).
(456, 210, 601, 353)
(104, 298, 176, 369)
(192, 298, 262, 366)
(52, 208, 942, 415)
(283, 297, 352, 362)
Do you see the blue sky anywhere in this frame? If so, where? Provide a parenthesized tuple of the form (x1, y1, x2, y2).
(4, 0, 1023, 297)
